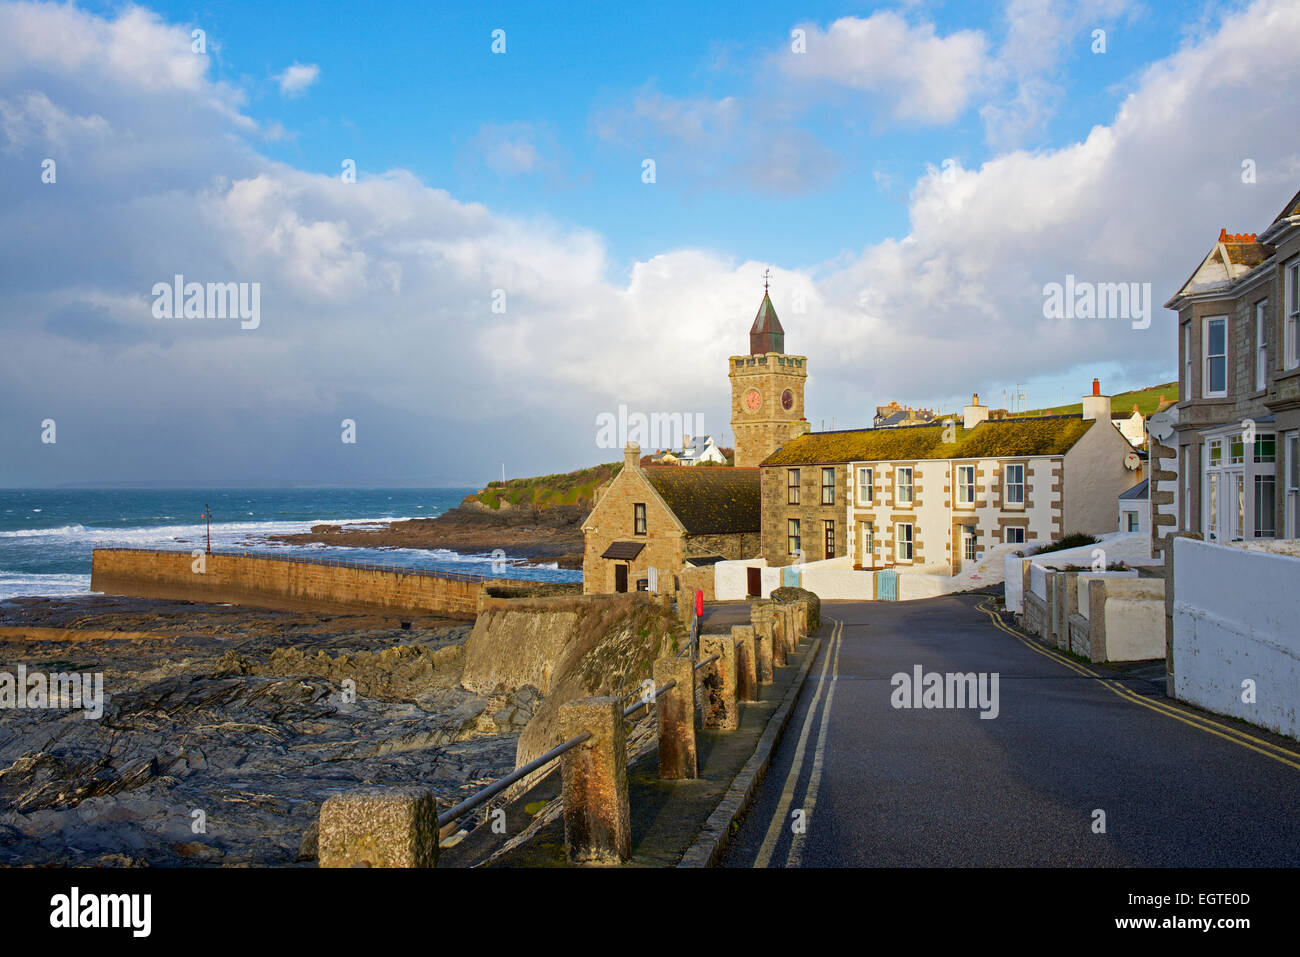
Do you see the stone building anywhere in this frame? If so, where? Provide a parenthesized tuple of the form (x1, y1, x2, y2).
(581, 444, 760, 594)
(1162, 187, 1300, 544)
(758, 387, 1140, 573)
(729, 290, 810, 467)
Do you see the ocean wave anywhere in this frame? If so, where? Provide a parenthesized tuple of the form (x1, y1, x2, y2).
(0, 516, 428, 543)
(0, 572, 91, 600)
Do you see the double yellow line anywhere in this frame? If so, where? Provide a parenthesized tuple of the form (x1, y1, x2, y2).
(753, 616, 843, 868)
(976, 598, 1300, 772)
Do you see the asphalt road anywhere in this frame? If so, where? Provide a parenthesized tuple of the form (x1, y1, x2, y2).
(722, 594, 1300, 867)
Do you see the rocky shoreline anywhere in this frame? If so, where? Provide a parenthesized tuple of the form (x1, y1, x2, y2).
(267, 502, 587, 570)
(0, 594, 534, 866)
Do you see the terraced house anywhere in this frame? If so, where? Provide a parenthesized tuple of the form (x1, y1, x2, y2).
(582, 443, 760, 594)
(1164, 187, 1300, 543)
(758, 391, 1140, 574)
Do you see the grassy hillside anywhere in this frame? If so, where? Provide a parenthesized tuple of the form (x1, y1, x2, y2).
(467, 463, 622, 510)
(1009, 381, 1178, 419)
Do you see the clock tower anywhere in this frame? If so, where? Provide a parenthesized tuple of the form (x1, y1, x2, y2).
(729, 282, 809, 468)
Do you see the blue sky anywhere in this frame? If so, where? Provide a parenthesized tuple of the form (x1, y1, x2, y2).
(2, 0, 1297, 485)
(122, 0, 1176, 268)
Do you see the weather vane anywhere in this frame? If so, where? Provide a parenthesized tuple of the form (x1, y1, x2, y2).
(762, 267, 772, 293)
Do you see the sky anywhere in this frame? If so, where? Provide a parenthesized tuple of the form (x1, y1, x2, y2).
(1, 0, 1298, 486)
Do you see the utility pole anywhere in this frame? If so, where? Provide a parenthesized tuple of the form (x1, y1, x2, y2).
(203, 504, 211, 555)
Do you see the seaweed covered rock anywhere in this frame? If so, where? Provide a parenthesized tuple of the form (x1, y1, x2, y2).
(771, 586, 820, 633)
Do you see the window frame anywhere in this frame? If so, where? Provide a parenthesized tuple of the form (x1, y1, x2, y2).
(1287, 258, 1300, 371)
(633, 502, 646, 536)
(895, 522, 913, 563)
(956, 464, 976, 507)
(787, 468, 800, 505)
(895, 466, 914, 507)
(787, 518, 801, 557)
(821, 467, 835, 506)
(856, 466, 873, 506)
(1004, 463, 1026, 507)
(1203, 315, 1228, 398)
(1256, 299, 1269, 392)
(1004, 526, 1026, 545)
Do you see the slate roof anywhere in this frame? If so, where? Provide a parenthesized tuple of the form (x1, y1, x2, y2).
(761, 415, 1096, 467)
(601, 541, 645, 560)
(1119, 479, 1149, 501)
(1270, 186, 1300, 224)
(643, 467, 760, 535)
(749, 292, 785, 355)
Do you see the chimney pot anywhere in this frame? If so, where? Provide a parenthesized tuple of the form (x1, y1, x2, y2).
(1092, 378, 1101, 396)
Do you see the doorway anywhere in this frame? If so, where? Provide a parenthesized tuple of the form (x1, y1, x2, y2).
(746, 566, 762, 597)
(614, 564, 628, 593)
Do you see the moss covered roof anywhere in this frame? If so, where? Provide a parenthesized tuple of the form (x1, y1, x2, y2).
(643, 467, 760, 535)
(761, 416, 1095, 467)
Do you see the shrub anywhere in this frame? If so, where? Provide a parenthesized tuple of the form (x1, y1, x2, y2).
(1034, 532, 1099, 555)
(771, 586, 820, 632)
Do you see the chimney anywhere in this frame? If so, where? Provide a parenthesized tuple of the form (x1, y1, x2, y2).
(1081, 379, 1111, 421)
(962, 392, 989, 430)
(624, 442, 641, 469)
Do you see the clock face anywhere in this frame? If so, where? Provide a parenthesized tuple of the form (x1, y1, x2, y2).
(744, 389, 762, 412)
(781, 389, 794, 411)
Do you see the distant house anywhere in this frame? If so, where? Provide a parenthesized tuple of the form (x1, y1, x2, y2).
(873, 401, 937, 429)
(1112, 406, 1147, 448)
(1119, 479, 1150, 534)
(582, 444, 760, 594)
(677, 434, 728, 466)
(758, 383, 1142, 574)
(649, 449, 680, 465)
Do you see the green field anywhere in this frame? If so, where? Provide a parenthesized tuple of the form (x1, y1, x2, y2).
(1008, 381, 1178, 419)
(467, 462, 623, 510)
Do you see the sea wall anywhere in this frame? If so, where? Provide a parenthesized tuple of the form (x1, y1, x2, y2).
(461, 593, 683, 772)
(91, 548, 494, 618)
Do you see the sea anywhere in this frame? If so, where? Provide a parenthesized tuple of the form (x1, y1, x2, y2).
(0, 488, 582, 601)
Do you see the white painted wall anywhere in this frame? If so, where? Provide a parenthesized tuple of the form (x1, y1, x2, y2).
(1101, 577, 1166, 661)
(1173, 538, 1300, 740)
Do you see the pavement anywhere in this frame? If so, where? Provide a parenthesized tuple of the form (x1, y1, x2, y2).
(723, 594, 1300, 867)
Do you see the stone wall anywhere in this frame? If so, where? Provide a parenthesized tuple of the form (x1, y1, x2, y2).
(91, 548, 489, 618)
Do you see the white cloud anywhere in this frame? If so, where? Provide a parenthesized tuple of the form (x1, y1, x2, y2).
(781, 12, 991, 124)
(275, 62, 319, 97)
(1, 0, 1299, 484)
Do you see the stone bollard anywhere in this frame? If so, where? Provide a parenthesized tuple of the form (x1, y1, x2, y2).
(777, 604, 797, 655)
(653, 657, 697, 780)
(771, 609, 788, 666)
(559, 696, 634, 863)
(752, 601, 784, 669)
(559, 697, 631, 864)
(753, 623, 774, 684)
(318, 786, 440, 868)
(731, 625, 758, 702)
(676, 590, 694, 627)
(698, 634, 739, 730)
(794, 600, 809, 639)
